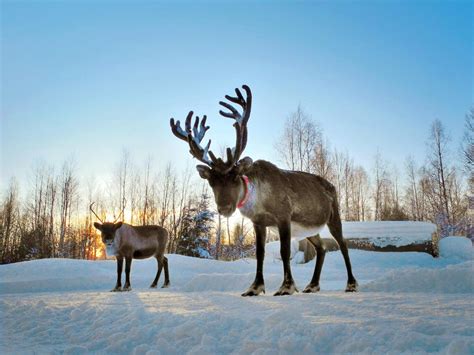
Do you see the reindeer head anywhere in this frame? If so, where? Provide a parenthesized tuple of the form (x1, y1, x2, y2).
(170, 85, 253, 217)
(90, 203, 124, 246)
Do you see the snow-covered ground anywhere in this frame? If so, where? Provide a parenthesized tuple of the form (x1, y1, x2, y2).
(1, 237, 473, 354)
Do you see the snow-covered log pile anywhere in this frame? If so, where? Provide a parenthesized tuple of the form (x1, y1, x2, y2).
(319, 221, 439, 256)
(267, 221, 441, 263)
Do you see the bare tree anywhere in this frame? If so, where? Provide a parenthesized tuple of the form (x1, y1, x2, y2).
(331, 150, 351, 220)
(168, 165, 192, 253)
(141, 156, 153, 225)
(377, 166, 407, 221)
(312, 138, 333, 180)
(0, 179, 20, 263)
(276, 105, 321, 172)
(404, 157, 426, 221)
(84, 177, 106, 260)
(58, 159, 79, 256)
(27, 163, 57, 259)
(462, 108, 473, 189)
(115, 149, 130, 221)
(129, 170, 140, 225)
(159, 162, 174, 228)
(45, 173, 58, 256)
(331, 150, 344, 216)
(447, 169, 469, 231)
(351, 166, 370, 221)
(426, 119, 451, 225)
(343, 156, 354, 220)
(214, 214, 222, 259)
(373, 150, 388, 220)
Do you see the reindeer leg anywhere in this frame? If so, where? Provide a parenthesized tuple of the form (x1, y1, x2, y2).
(150, 256, 163, 288)
(111, 257, 123, 292)
(242, 224, 266, 296)
(162, 256, 170, 288)
(328, 212, 358, 292)
(274, 221, 298, 296)
(123, 257, 132, 291)
(303, 235, 326, 293)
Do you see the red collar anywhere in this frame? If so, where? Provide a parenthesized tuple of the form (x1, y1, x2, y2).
(237, 175, 250, 209)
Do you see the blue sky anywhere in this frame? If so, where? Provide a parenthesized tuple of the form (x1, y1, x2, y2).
(1, 0, 472, 190)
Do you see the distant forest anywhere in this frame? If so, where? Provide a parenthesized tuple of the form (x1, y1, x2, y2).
(1, 108, 472, 264)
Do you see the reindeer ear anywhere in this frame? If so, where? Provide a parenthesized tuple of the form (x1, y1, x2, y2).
(93, 222, 102, 231)
(196, 165, 212, 180)
(115, 222, 123, 230)
(236, 157, 253, 175)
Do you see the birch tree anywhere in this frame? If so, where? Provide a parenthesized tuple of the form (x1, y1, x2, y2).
(276, 105, 321, 172)
(58, 159, 78, 256)
(426, 120, 451, 226)
(463, 108, 473, 189)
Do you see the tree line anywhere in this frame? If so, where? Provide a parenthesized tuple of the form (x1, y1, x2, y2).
(277, 107, 472, 237)
(1, 108, 472, 264)
(0, 148, 257, 264)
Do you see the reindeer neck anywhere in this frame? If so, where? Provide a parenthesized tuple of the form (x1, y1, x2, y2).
(237, 176, 257, 217)
(237, 175, 250, 208)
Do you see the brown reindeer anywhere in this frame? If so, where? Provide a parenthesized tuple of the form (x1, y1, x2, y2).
(90, 203, 170, 291)
(170, 85, 357, 296)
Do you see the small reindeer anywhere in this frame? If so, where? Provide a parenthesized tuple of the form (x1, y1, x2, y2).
(90, 203, 170, 291)
(170, 85, 357, 296)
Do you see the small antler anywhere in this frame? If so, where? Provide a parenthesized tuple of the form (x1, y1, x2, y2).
(89, 202, 104, 223)
(113, 199, 127, 223)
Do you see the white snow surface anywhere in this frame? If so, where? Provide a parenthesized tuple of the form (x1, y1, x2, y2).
(1, 237, 473, 354)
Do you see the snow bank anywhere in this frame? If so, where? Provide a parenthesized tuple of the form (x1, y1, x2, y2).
(364, 261, 473, 293)
(439, 236, 473, 260)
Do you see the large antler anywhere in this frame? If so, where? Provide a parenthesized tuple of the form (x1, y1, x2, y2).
(89, 202, 104, 223)
(170, 111, 213, 165)
(211, 85, 252, 172)
(169, 85, 252, 173)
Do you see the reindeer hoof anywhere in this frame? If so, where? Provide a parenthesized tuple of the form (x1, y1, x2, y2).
(110, 287, 122, 292)
(303, 284, 320, 293)
(274, 283, 297, 296)
(241, 283, 265, 297)
(122, 286, 132, 292)
(345, 281, 358, 292)
(161, 283, 170, 289)
(150, 284, 157, 289)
